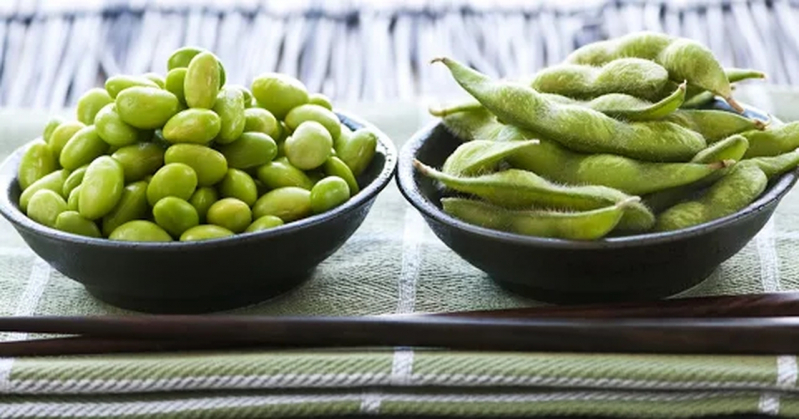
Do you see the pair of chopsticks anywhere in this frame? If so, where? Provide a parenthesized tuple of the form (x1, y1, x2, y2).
(2, 292, 799, 357)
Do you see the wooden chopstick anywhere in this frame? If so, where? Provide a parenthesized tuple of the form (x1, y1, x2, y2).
(2, 315, 799, 356)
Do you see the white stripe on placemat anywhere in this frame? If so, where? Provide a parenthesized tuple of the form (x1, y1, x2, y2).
(757, 218, 780, 292)
(360, 208, 425, 414)
(759, 356, 798, 415)
(0, 257, 51, 392)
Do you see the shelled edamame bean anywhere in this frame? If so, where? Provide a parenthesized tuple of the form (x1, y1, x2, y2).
(15, 46, 379, 242)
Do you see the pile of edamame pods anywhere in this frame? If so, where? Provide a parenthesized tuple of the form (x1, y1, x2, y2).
(417, 31, 799, 241)
(16, 46, 378, 242)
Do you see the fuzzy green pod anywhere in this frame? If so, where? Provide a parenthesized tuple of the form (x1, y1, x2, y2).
(213, 87, 246, 144)
(655, 164, 767, 231)
(740, 147, 799, 179)
(101, 180, 149, 237)
(664, 110, 766, 143)
(79, 156, 125, 220)
(184, 52, 221, 109)
(565, 31, 741, 112)
(112, 143, 165, 183)
(528, 58, 671, 102)
(740, 122, 799, 158)
(18, 140, 57, 191)
(105, 75, 160, 99)
(59, 126, 109, 170)
(442, 139, 539, 176)
(435, 57, 705, 162)
(682, 67, 767, 108)
(442, 197, 630, 241)
(76, 88, 114, 125)
(26, 189, 67, 228)
(54, 211, 102, 238)
(691, 135, 749, 163)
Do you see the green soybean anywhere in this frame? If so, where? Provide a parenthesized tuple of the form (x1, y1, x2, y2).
(308, 93, 333, 110)
(285, 121, 332, 170)
(105, 75, 160, 98)
(109, 220, 172, 242)
(54, 211, 101, 238)
(79, 156, 124, 220)
(112, 143, 165, 182)
(26, 189, 67, 228)
(655, 164, 767, 231)
(335, 128, 377, 176)
(162, 109, 221, 144)
(256, 159, 314, 190)
(323, 157, 359, 195)
(48, 121, 86, 159)
(251, 73, 309, 119)
(310, 176, 350, 214)
(62, 165, 88, 197)
(217, 132, 277, 169)
(59, 125, 109, 170)
(94, 104, 140, 147)
(415, 161, 654, 232)
(189, 187, 218, 223)
(740, 147, 799, 179)
(167, 46, 226, 87)
(442, 197, 630, 241)
(245, 215, 284, 233)
(142, 72, 165, 89)
(153, 197, 199, 237)
(180, 225, 234, 241)
(565, 31, 740, 112)
(184, 52, 220, 109)
(434, 57, 705, 162)
(243, 107, 279, 137)
(740, 122, 799, 158)
(690, 135, 749, 163)
(252, 187, 312, 222)
(18, 140, 57, 191)
(227, 84, 253, 107)
(206, 198, 252, 233)
(164, 144, 227, 186)
(442, 139, 539, 176)
(67, 185, 80, 211)
(213, 87, 246, 144)
(101, 180, 149, 237)
(528, 58, 671, 102)
(146, 163, 198, 206)
(218, 169, 258, 206)
(664, 110, 766, 143)
(43, 116, 65, 144)
(285, 104, 342, 140)
(76, 88, 113, 125)
(116, 87, 180, 129)
(165, 68, 187, 105)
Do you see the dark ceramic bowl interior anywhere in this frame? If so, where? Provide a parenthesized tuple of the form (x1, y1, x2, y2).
(397, 100, 799, 303)
(0, 111, 397, 313)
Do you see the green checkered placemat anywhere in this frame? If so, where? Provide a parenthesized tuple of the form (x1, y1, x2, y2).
(1, 91, 799, 418)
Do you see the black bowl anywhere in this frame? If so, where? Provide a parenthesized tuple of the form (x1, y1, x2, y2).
(396, 102, 799, 303)
(0, 111, 397, 313)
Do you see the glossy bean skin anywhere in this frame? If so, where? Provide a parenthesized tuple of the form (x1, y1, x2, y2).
(43, 116, 65, 144)
(167, 47, 226, 87)
(564, 31, 739, 111)
(285, 104, 341, 140)
(27, 189, 67, 228)
(79, 156, 125, 220)
(164, 144, 227, 186)
(252, 187, 312, 222)
(310, 176, 350, 214)
(94, 104, 141, 147)
(218, 169, 258, 206)
(105, 75, 160, 98)
(18, 140, 57, 191)
(67, 185, 81, 211)
(256, 159, 314, 190)
(740, 122, 799, 158)
(153, 196, 200, 237)
(62, 165, 88, 197)
(213, 87, 246, 144)
(184, 52, 220, 109)
(690, 135, 749, 163)
(101, 180, 149, 237)
(528, 58, 671, 102)
(76, 88, 114, 125)
(217, 132, 277, 169)
(146, 163, 198, 206)
(54, 211, 101, 238)
(285, 121, 333, 170)
(142, 72, 165, 89)
(206, 198, 252, 233)
(116, 87, 180, 130)
(442, 197, 628, 240)
(109, 220, 172, 242)
(112, 143, 165, 182)
(444, 107, 724, 195)
(48, 121, 86, 159)
(245, 215, 284, 233)
(250, 73, 309, 119)
(335, 128, 378, 176)
(655, 164, 767, 231)
(663, 110, 765, 143)
(243, 108, 279, 137)
(308, 93, 333, 110)
(323, 156, 359, 195)
(162, 109, 221, 144)
(188, 187, 218, 223)
(180, 225, 234, 241)
(165, 68, 188, 105)
(435, 57, 705, 162)
(59, 126, 109, 170)
(227, 84, 254, 107)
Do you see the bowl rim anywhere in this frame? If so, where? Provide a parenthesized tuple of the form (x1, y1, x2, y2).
(0, 109, 398, 250)
(397, 111, 799, 250)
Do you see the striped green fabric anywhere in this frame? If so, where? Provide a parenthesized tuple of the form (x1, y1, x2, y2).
(0, 89, 799, 418)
